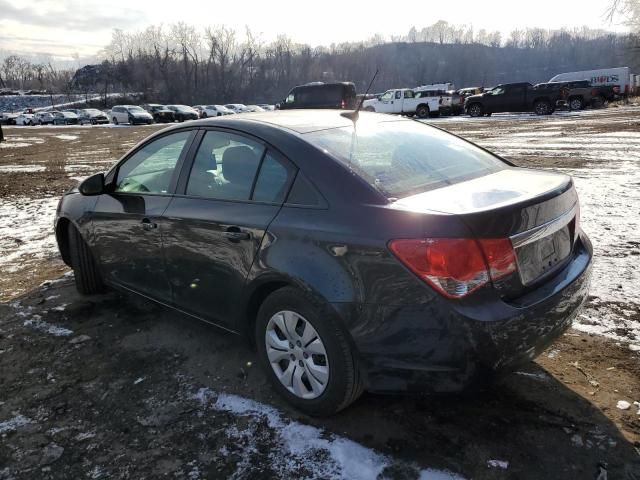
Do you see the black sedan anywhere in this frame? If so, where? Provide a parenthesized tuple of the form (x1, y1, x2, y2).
(54, 111, 592, 415)
(167, 105, 200, 122)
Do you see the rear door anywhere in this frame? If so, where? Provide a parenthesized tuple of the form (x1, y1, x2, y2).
(91, 129, 195, 300)
(506, 85, 528, 111)
(162, 129, 296, 327)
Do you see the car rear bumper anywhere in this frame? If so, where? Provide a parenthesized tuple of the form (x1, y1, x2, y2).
(344, 231, 593, 393)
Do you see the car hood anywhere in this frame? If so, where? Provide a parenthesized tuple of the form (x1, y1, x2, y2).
(464, 93, 486, 102)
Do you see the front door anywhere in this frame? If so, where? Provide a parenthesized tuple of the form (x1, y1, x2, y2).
(91, 130, 194, 300)
(377, 91, 395, 113)
(162, 129, 295, 327)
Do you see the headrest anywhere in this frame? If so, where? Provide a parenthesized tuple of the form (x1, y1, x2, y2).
(222, 146, 258, 184)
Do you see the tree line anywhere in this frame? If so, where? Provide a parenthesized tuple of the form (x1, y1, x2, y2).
(1, 20, 638, 105)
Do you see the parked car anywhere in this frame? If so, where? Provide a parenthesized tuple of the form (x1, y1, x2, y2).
(464, 82, 569, 117)
(245, 105, 266, 113)
(59, 111, 80, 125)
(78, 109, 110, 125)
(224, 104, 250, 113)
(413, 88, 462, 116)
(143, 104, 175, 123)
(257, 104, 276, 111)
(279, 82, 357, 110)
(197, 105, 234, 117)
(1, 111, 19, 125)
(54, 110, 592, 416)
(111, 105, 154, 125)
(16, 113, 35, 126)
(167, 105, 199, 122)
(363, 88, 440, 118)
(458, 87, 483, 98)
(535, 81, 604, 110)
(33, 110, 66, 125)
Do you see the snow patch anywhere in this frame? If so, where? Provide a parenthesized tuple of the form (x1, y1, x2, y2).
(487, 459, 509, 469)
(23, 314, 73, 337)
(193, 388, 463, 480)
(0, 414, 32, 434)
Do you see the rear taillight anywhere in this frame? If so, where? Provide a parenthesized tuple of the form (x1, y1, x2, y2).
(341, 99, 346, 109)
(388, 238, 516, 299)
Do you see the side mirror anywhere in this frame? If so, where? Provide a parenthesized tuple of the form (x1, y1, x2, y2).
(79, 173, 105, 196)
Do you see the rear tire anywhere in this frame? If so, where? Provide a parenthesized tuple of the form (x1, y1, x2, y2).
(592, 96, 605, 109)
(68, 224, 104, 295)
(415, 105, 430, 119)
(255, 287, 364, 416)
(569, 97, 584, 110)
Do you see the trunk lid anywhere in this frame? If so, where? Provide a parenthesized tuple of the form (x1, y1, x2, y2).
(389, 168, 579, 297)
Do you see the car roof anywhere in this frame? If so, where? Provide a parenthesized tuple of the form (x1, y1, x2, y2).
(168, 109, 409, 134)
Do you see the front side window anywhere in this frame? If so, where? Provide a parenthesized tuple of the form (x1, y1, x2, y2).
(186, 131, 264, 201)
(304, 119, 505, 198)
(115, 131, 191, 194)
(395, 91, 402, 99)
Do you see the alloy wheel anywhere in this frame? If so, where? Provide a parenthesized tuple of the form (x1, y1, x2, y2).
(265, 310, 329, 399)
(535, 102, 550, 115)
(469, 104, 482, 117)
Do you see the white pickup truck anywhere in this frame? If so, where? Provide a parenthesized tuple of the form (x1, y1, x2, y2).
(362, 88, 440, 118)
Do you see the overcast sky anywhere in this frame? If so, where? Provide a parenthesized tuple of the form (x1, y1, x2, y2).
(0, 0, 628, 62)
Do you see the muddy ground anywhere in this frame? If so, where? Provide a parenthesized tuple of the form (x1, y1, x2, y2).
(1, 109, 639, 479)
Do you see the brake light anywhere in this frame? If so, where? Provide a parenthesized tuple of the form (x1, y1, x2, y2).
(388, 238, 516, 299)
(341, 99, 346, 109)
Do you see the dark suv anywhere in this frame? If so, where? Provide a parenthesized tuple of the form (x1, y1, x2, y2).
(279, 82, 357, 110)
(465, 82, 569, 116)
(535, 81, 601, 110)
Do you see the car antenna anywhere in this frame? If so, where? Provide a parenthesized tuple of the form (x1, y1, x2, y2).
(341, 68, 379, 123)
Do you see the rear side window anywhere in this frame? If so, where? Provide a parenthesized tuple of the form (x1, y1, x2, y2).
(286, 172, 323, 206)
(186, 131, 264, 201)
(252, 151, 294, 203)
(304, 119, 505, 198)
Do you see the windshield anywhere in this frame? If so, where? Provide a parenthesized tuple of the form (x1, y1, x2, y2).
(304, 119, 506, 198)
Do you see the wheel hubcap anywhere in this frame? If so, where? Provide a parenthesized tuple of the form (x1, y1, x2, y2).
(265, 310, 329, 399)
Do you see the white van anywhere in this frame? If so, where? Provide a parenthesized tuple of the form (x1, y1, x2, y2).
(549, 67, 631, 96)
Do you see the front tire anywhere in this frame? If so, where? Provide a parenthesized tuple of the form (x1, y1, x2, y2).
(468, 103, 483, 117)
(255, 287, 364, 416)
(68, 224, 104, 295)
(112, 117, 118, 125)
(534, 100, 552, 115)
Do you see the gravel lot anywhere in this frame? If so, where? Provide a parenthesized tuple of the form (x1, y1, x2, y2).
(1, 108, 639, 479)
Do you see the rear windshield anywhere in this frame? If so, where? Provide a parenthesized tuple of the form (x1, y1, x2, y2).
(304, 119, 505, 198)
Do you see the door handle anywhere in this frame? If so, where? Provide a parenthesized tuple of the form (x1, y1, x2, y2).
(141, 218, 158, 231)
(223, 227, 251, 241)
